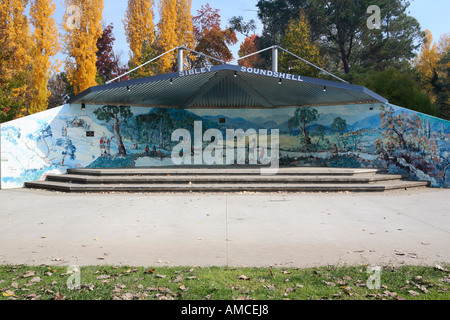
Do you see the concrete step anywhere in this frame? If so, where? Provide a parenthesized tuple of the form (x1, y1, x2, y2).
(45, 173, 407, 185)
(25, 180, 429, 193)
(66, 167, 388, 177)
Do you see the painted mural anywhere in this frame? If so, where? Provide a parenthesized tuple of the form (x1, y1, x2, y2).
(1, 103, 449, 189)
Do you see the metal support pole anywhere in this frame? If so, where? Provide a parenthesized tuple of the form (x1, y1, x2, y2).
(177, 47, 184, 73)
(272, 46, 278, 73)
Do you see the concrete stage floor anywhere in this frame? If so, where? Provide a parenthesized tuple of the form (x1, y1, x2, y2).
(0, 187, 449, 268)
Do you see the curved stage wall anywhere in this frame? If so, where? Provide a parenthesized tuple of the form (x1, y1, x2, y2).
(1, 103, 449, 189)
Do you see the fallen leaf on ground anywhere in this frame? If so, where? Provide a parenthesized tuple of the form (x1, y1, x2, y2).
(435, 264, 449, 272)
(23, 271, 36, 278)
(173, 275, 184, 283)
(28, 277, 42, 284)
(3, 290, 15, 297)
(238, 275, 250, 281)
(408, 290, 420, 296)
(179, 285, 189, 292)
(144, 268, 155, 274)
(54, 292, 65, 300)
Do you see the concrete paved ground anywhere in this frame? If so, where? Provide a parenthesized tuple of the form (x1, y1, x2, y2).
(0, 188, 449, 268)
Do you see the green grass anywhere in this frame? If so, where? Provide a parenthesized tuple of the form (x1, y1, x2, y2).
(0, 265, 449, 300)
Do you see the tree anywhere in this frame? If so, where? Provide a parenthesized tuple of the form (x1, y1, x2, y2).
(176, 0, 195, 66)
(414, 30, 440, 103)
(229, 16, 257, 38)
(238, 35, 265, 68)
(123, 0, 156, 77)
(256, 0, 424, 75)
(96, 23, 128, 84)
(288, 107, 319, 146)
(0, 0, 33, 119)
(414, 31, 450, 120)
(94, 105, 133, 156)
(362, 68, 436, 116)
(63, 0, 104, 95)
(432, 47, 450, 120)
(193, 4, 238, 66)
(331, 117, 347, 149)
(280, 10, 324, 77)
(0, 0, 33, 72)
(0, 41, 29, 122)
(47, 72, 71, 109)
(156, 0, 177, 73)
(29, 0, 60, 114)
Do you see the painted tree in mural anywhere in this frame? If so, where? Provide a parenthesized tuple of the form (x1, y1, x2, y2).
(136, 109, 173, 148)
(123, 0, 156, 77)
(280, 10, 324, 77)
(378, 106, 441, 180)
(0, 0, 33, 120)
(379, 106, 421, 151)
(29, 0, 60, 114)
(63, 0, 104, 95)
(288, 107, 319, 146)
(96, 23, 128, 84)
(331, 117, 347, 150)
(193, 4, 238, 66)
(94, 106, 133, 156)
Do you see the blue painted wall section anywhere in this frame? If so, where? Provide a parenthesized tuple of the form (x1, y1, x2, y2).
(1, 103, 449, 189)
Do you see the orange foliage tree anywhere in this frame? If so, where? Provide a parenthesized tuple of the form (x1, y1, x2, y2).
(238, 34, 264, 68)
(193, 4, 237, 66)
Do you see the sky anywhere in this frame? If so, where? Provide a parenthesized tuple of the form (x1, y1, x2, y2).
(51, 0, 449, 67)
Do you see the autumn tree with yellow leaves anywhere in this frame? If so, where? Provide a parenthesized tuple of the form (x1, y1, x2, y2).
(175, 0, 195, 67)
(280, 11, 324, 78)
(0, 0, 33, 121)
(156, 0, 178, 74)
(29, 0, 60, 114)
(63, 0, 104, 95)
(414, 30, 450, 104)
(123, 0, 156, 77)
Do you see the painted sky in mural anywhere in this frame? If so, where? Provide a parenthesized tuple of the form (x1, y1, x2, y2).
(1, 102, 449, 189)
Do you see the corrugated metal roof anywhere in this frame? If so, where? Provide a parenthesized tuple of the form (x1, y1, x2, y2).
(68, 64, 388, 108)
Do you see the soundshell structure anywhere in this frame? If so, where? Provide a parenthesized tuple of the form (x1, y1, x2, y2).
(1, 65, 449, 189)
